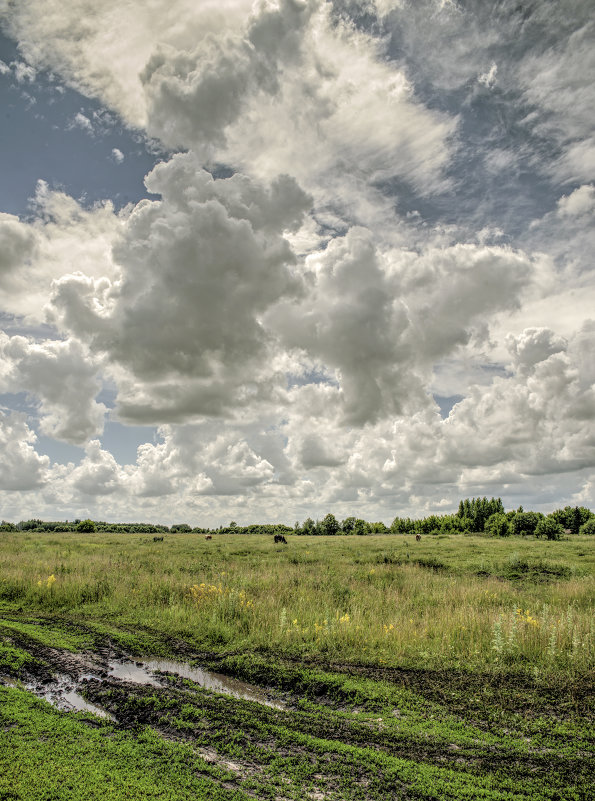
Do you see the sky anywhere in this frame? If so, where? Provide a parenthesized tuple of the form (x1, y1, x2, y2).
(0, 0, 594, 526)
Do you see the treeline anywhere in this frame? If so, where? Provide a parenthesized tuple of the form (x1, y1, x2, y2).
(0, 519, 293, 537)
(1, 500, 594, 539)
(390, 500, 595, 540)
(194, 523, 294, 537)
(289, 503, 594, 539)
(295, 515, 388, 536)
(0, 519, 170, 534)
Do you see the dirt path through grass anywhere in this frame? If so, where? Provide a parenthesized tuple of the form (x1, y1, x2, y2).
(2, 613, 593, 801)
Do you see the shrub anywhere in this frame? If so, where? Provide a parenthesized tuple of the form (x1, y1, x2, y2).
(510, 511, 543, 537)
(76, 519, 96, 533)
(485, 513, 510, 537)
(579, 518, 595, 535)
(534, 517, 564, 540)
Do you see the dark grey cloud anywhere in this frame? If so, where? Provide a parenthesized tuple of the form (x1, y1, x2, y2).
(0, 0, 593, 523)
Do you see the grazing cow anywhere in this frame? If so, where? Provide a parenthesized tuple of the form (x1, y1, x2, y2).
(274, 534, 287, 544)
(205, 535, 213, 540)
(153, 536, 163, 542)
(415, 533, 421, 542)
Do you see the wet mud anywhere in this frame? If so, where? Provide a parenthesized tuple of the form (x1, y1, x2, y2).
(0, 635, 285, 718)
(106, 658, 285, 709)
(285, 655, 595, 721)
(2, 616, 593, 801)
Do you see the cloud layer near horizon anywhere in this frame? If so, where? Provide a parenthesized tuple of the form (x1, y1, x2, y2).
(0, 0, 594, 524)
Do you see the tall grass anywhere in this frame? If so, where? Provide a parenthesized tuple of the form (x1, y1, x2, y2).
(1, 532, 593, 673)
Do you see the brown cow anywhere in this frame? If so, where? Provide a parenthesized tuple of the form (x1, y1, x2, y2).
(205, 535, 212, 540)
(415, 533, 421, 542)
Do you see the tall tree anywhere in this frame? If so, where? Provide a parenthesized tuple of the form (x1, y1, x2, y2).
(320, 513, 340, 536)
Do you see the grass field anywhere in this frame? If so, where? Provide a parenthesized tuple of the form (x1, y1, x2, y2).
(1, 532, 594, 799)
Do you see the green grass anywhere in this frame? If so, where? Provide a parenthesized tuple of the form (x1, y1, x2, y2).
(0, 532, 593, 673)
(48, 662, 594, 800)
(0, 686, 251, 801)
(1, 532, 593, 800)
(0, 640, 37, 675)
(0, 618, 95, 651)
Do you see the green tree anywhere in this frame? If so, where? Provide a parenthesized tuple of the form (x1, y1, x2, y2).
(76, 519, 96, 533)
(571, 506, 582, 535)
(510, 511, 543, 537)
(456, 498, 505, 532)
(579, 518, 595, 535)
(390, 517, 415, 534)
(301, 518, 316, 535)
(353, 519, 370, 535)
(17, 519, 43, 531)
(341, 517, 355, 534)
(415, 515, 442, 535)
(549, 506, 592, 533)
(320, 513, 340, 536)
(485, 513, 510, 537)
(535, 517, 564, 540)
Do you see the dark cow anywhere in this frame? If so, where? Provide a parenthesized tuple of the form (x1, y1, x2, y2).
(153, 536, 164, 542)
(274, 534, 287, 544)
(415, 533, 421, 542)
(205, 535, 213, 540)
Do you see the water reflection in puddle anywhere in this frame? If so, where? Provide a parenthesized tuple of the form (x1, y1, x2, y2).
(2, 658, 285, 717)
(5, 673, 116, 720)
(108, 661, 161, 686)
(108, 658, 285, 709)
(57, 689, 114, 720)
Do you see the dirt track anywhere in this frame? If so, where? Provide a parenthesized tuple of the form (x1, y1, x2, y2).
(2, 616, 594, 801)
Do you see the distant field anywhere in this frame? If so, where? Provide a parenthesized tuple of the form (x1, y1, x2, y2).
(1, 532, 593, 799)
(1, 532, 593, 671)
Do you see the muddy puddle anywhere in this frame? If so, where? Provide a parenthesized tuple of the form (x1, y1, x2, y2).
(45, 682, 116, 720)
(1, 655, 285, 718)
(108, 658, 286, 710)
(0, 673, 115, 720)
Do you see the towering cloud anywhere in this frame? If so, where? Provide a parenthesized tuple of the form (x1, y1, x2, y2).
(0, 0, 593, 523)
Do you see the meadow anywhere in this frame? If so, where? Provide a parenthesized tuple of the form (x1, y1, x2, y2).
(1, 531, 594, 799)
